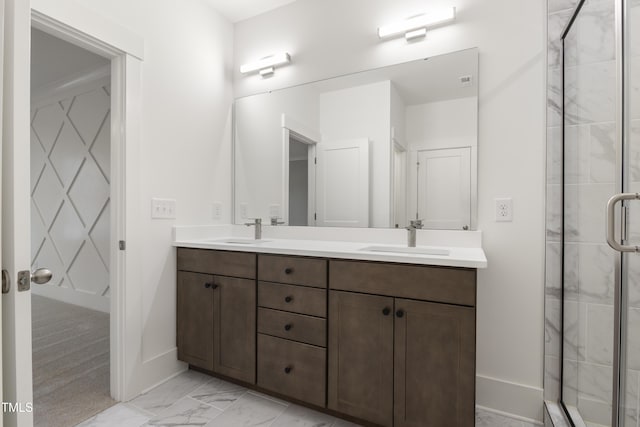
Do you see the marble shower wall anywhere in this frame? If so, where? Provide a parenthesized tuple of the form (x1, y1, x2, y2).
(546, 0, 640, 425)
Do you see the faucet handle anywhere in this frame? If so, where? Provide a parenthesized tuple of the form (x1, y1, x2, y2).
(270, 216, 285, 226)
(244, 218, 262, 226)
(410, 219, 423, 229)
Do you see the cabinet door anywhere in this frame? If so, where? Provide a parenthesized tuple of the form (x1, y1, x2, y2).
(213, 276, 256, 384)
(177, 271, 214, 371)
(394, 299, 475, 427)
(328, 291, 394, 427)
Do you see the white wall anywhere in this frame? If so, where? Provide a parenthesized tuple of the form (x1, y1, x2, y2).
(70, 0, 235, 395)
(235, 0, 546, 420)
(319, 81, 391, 228)
(31, 78, 111, 313)
(406, 97, 477, 150)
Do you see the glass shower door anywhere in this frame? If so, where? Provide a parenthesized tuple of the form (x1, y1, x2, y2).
(621, 0, 640, 425)
(562, 0, 617, 425)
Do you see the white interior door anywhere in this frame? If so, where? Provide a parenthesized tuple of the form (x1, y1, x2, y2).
(316, 139, 369, 227)
(3, 0, 34, 425)
(416, 147, 471, 230)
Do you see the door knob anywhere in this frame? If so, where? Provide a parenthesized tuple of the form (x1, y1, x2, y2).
(31, 268, 53, 285)
(17, 268, 53, 292)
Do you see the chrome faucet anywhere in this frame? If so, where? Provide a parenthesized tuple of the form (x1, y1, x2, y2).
(245, 218, 262, 240)
(270, 216, 285, 226)
(406, 219, 423, 248)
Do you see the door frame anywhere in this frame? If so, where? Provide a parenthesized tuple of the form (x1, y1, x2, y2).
(28, 4, 144, 402)
(281, 113, 319, 226)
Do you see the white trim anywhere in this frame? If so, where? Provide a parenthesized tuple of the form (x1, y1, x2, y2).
(30, 0, 144, 60)
(476, 374, 544, 422)
(30, 8, 144, 402)
(281, 113, 321, 143)
(31, 63, 110, 106)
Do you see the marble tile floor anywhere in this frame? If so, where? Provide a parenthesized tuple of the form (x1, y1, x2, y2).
(76, 370, 540, 427)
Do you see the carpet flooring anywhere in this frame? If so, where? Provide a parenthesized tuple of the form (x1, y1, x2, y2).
(31, 295, 115, 427)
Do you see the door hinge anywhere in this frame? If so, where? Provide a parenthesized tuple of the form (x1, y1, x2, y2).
(314, 213, 317, 220)
(314, 157, 317, 164)
(119, 240, 126, 250)
(2, 270, 9, 294)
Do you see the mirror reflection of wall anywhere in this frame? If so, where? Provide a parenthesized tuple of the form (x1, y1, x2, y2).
(234, 48, 478, 230)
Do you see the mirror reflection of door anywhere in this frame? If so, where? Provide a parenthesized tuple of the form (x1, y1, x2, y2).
(288, 136, 314, 226)
(416, 147, 471, 230)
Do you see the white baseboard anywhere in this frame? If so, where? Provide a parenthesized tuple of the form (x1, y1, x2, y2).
(32, 285, 110, 313)
(138, 348, 186, 397)
(477, 374, 544, 422)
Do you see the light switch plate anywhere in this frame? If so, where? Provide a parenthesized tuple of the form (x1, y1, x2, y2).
(495, 198, 513, 222)
(212, 202, 222, 220)
(239, 203, 248, 219)
(151, 198, 176, 219)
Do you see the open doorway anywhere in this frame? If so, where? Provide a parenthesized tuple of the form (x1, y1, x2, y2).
(30, 27, 115, 426)
(288, 135, 313, 226)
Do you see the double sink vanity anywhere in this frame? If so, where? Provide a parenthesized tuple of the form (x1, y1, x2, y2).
(173, 45, 485, 426)
(173, 226, 486, 427)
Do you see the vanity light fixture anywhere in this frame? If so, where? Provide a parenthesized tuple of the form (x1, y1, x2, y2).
(378, 7, 456, 41)
(240, 52, 291, 77)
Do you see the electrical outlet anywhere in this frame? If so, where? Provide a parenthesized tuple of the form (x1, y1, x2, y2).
(239, 203, 248, 219)
(151, 198, 176, 219)
(212, 202, 222, 220)
(269, 204, 281, 218)
(495, 198, 513, 222)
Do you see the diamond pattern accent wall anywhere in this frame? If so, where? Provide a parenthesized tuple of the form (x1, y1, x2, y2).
(31, 85, 111, 301)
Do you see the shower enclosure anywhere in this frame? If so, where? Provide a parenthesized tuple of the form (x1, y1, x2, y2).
(560, 0, 640, 425)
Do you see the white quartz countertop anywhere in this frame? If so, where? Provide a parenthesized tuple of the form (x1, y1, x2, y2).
(173, 235, 487, 269)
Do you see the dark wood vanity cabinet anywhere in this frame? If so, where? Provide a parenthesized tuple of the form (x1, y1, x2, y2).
(328, 260, 476, 427)
(256, 254, 328, 408)
(177, 248, 477, 427)
(176, 248, 256, 383)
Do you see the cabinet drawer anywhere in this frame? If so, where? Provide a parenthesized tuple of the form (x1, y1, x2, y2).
(257, 334, 326, 407)
(258, 255, 327, 288)
(258, 282, 326, 317)
(177, 248, 256, 279)
(330, 260, 476, 307)
(258, 308, 326, 347)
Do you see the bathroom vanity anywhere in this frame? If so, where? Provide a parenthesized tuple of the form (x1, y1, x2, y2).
(175, 234, 484, 427)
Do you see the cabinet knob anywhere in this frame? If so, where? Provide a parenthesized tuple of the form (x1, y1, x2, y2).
(382, 307, 391, 316)
(285, 296, 293, 303)
(284, 366, 293, 374)
(204, 283, 212, 289)
(284, 323, 293, 331)
(212, 283, 219, 290)
(396, 309, 405, 318)
(284, 268, 293, 275)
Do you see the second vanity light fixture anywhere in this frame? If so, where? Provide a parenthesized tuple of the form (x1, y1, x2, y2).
(240, 52, 291, 77)
(378, 7, 456, 41)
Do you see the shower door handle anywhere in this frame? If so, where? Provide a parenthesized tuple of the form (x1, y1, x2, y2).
(606, 193, 640, 252)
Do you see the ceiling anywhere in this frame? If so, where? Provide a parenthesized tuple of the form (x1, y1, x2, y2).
(207, 0, 297, 23)
(31, 28, 109, 91)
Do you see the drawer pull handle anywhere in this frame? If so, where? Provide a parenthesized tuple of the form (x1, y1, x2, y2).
(284, 366, 293, 374)
(285, 296, 293, 303)
(284, 268, 293, 275)
(382, 307, 391, 316)
(396, 309, 405, 318)
(284, 323, 293, 331)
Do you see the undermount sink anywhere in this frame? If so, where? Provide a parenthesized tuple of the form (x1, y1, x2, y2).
(210, 238, 271, 244)
(360, 245, 450, 256)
